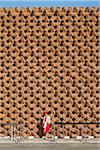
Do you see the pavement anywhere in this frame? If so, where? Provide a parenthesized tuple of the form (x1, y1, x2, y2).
(0, 137, 100, 143)
(0, 143, 100, 150)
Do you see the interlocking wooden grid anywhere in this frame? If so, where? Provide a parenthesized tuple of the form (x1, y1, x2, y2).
(0, 7, 100, 138)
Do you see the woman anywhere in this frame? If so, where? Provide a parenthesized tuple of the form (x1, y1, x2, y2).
(42, 112, 51, 138)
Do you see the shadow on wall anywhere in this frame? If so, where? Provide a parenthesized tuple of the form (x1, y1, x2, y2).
(37, 118, 44, 138)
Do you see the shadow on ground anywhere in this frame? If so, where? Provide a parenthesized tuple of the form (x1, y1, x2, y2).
(0, 143, 99, 150)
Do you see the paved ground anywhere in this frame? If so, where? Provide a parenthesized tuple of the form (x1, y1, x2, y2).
(0, 143, 99, 150)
